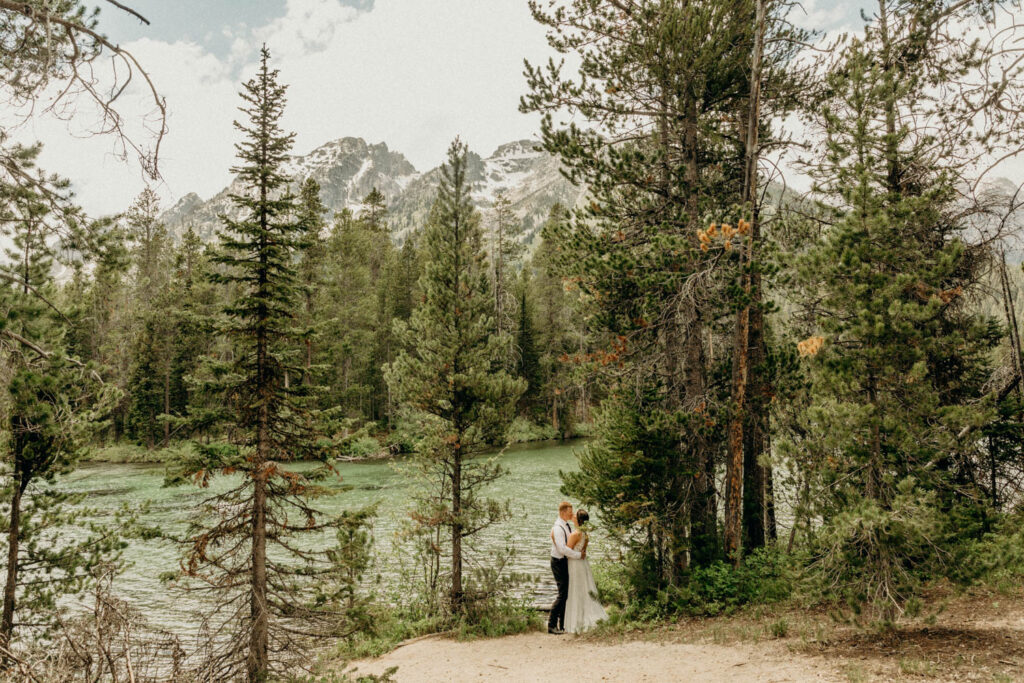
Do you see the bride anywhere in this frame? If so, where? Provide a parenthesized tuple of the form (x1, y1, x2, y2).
(563, 509, 607, 633)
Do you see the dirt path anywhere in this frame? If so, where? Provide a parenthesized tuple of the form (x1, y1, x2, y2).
(347, 631, 841, 682)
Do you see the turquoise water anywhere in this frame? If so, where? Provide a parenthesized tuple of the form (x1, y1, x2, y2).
(60, 440, 589, 633)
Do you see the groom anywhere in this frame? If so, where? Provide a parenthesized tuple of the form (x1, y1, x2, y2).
(548, 501, 584, 635)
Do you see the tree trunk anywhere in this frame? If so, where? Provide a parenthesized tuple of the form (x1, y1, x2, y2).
(764, 427, 777, 541)
(878, 0, 899, 194)
(250, 167, 271, 679)
(867, 376, 882, 502)
(741, 404, 766, 551)
(0, 475, 24, 659)
(450, 442, 463, 612)
(305, 338, 312, 382)
(681, 91, 717, 568)
(730, 0, 768, 564)
(725, 304, 749, 565)
(743, 294, 769, 551)
(249, 407, 270, 681)
(163, 363, 171, 448)
(989, 435, 999, 508)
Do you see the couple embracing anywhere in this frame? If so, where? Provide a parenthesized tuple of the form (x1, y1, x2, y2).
(548, 501, 607, 635)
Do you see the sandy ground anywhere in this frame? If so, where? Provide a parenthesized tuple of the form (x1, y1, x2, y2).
(346, 631, 841, 682)
(343, 589, 1024, 682)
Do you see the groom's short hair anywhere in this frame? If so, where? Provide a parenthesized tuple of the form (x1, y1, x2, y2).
(558, 501, 572, 513)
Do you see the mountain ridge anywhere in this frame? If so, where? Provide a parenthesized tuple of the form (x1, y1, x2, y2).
(160, 136, 586, 249)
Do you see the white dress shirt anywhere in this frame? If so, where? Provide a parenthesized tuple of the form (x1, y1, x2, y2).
(550, 517, 581, 560)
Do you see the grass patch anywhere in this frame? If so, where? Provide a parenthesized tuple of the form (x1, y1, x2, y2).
(324, 598, 540, 665)
(332, 612, 450, 662)
(898, 657, 936, 676)
(841, 664, 869, 683)
(768, 617, 789, 638)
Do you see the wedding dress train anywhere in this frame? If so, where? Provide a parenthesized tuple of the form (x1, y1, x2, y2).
(563, 537, 607, 633)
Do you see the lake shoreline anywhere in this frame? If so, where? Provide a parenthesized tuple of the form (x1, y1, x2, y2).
(63, 441, 588, 635)
(81, 433, 591, 465)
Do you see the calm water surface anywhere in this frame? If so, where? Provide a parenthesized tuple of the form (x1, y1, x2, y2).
(61, 440, 590, 634)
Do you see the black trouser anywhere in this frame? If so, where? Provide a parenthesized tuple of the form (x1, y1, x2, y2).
(549, 556, 569, 629)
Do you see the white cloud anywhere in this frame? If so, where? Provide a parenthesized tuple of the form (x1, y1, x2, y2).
(254, 0, 362, 58)
(788, 0, 855, 32)
(26, 0, 553, 218)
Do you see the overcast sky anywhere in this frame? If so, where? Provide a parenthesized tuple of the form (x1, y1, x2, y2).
(23, 0, 874, 217)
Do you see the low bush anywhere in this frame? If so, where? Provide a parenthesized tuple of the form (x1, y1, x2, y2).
(341, 435, 385, 459)
(505, 417, 559, 444)
(594, 546, 794, 621)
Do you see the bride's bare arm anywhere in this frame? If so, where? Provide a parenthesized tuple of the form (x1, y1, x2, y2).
(567, 530, 583, 549)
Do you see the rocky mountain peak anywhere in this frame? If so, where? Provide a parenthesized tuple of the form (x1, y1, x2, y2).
(160, 136, 585, 250)
(489, 139, 544, 160)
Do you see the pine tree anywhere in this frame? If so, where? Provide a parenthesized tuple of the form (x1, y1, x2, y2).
(528, 206, 588, 434)
(515, 278, 542, 416)
(525, 0, 808, 583)
(0, 160, 125, 654)
(61, 220, 135, 441)
(124, 187, 169, 306)
(385, 139, 525, 613)
(167, 226, 216, 430)
(296, 178, 328, 385)
(169, 47, 366, 680)
(489, 190, 524, 358)
(524, 0, 759, 581)
(319, 207, 389, 418)
(361, 187, 388, 234)
(123, 189, 176, 448)
(790, 0, 1020, 621)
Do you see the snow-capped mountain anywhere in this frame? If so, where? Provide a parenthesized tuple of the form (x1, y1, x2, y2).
(160, 137, 585, 250)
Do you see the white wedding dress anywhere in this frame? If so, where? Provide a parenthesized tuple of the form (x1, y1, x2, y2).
(563, 533, 607, 633)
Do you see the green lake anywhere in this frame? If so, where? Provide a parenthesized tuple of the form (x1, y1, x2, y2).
(60, 440, 592, 634)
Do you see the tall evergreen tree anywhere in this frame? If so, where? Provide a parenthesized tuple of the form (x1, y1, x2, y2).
(0, 163, 125, 655)
(169, 47, 363, 680)
(385, 139, 525, 613)
(789, 0, 1023, 621)
(528, 206, 590, 435)
(167, 226, 217, 433)
(296, 177, 328, 384)
(489, 190, 524, 360)
(361, 187, 388, 234)
(319, 207, 390, 418)
(524, 0, 757, 581)
(515, 276, 543, 416)
(123, 189, 176, 448)
(526, 0, 807, 583)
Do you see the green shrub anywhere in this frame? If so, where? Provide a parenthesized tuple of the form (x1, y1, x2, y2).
(600, 546, 795, 621)
(505, 417, 559, 444)
(453, 595, 541, 639)
(341, 435, 384, 459)
(592, 558, 631, 607)
(568, 420, 594, 438)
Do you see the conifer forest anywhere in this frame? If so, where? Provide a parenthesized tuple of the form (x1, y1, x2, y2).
(4, 1, 1024, 681)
